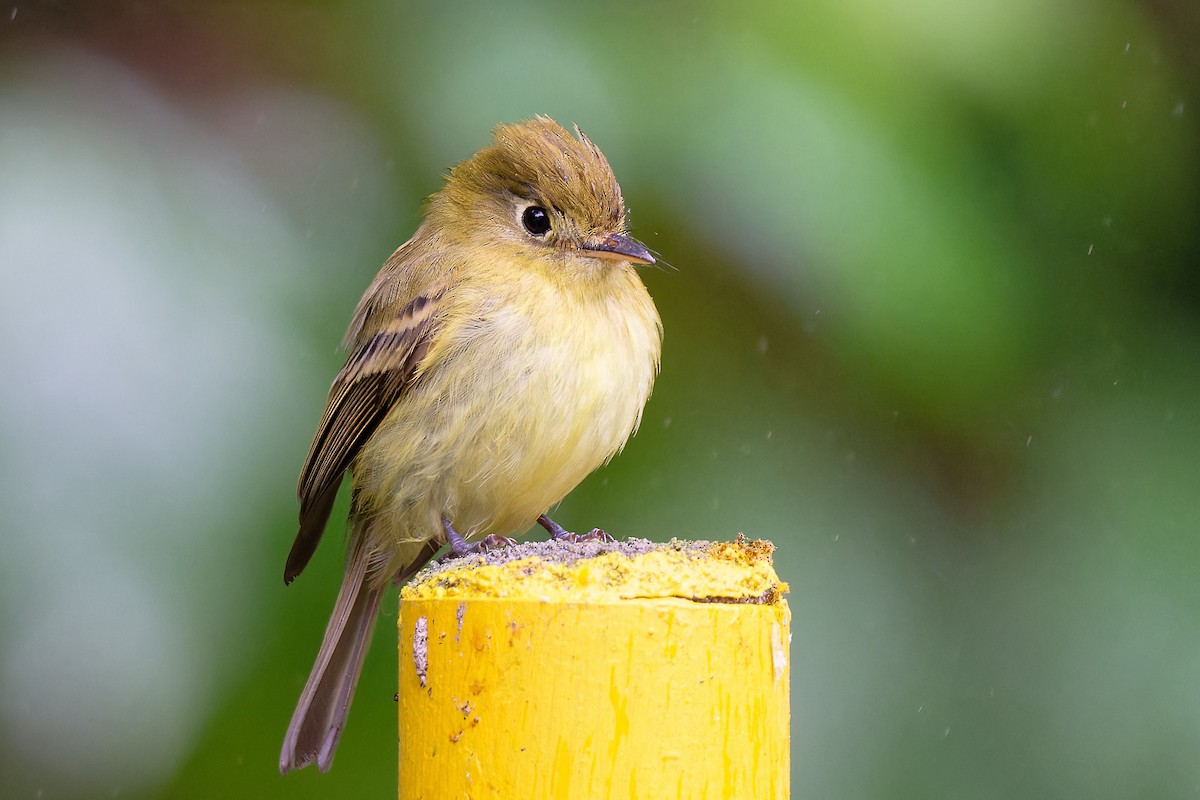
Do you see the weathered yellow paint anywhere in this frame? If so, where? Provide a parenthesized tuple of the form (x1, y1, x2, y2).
(398, 538, 790, 799)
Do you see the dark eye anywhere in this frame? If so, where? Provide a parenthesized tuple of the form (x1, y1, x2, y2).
(522, 205, 551, 236)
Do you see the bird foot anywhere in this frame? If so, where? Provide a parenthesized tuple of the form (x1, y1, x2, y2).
(479, 534, 517, 551)
(537, 514, 614, 543)
(568, 527, 615, 544)
(444, 519, 515, 557)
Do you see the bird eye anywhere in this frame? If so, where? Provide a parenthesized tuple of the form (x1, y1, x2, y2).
(521, 205, 551, 236)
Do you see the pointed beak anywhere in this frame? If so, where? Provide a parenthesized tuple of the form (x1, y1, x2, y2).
(580, 232, 655, 265)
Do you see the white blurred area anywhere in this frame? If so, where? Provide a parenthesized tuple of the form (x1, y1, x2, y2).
(0, 44, 398, 793)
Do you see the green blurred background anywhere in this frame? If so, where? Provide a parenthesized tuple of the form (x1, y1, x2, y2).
(2, 0, 1199, 797)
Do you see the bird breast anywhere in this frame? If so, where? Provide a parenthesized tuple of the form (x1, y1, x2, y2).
(356, 260, 661, 543)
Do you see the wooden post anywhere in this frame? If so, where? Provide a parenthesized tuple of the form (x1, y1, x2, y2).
(397, 536, 790, 799)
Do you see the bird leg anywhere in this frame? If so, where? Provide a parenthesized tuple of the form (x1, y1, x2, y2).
(442, 517, 515, 556)
(537, 514, 614, 544)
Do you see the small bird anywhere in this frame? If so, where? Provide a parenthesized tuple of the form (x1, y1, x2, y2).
(279, 117, 663, 773)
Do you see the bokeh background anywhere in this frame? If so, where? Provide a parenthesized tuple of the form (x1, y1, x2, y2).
(2, 1, 1199, 797)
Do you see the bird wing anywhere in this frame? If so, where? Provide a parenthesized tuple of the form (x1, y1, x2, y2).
(284, 292, 441, 584)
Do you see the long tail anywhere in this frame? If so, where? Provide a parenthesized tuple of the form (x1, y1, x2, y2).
(280, 535, 441, 773)
(279, 534, 382, 773)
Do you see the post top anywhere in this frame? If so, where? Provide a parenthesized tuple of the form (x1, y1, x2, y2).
(402, 534, 788, 604)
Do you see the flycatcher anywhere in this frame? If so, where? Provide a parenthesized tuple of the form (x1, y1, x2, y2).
(280, 117, 663, 773)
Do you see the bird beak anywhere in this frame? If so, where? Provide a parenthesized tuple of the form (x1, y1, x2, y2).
(580, 232, 655, 265)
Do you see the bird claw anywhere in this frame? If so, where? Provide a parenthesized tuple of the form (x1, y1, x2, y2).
(537, 514, 613, 544)
(552, 527, 614, 544)
(568, 527, 614, 544)
(445, 518, 515, 556)
(479, 534, 517, 552)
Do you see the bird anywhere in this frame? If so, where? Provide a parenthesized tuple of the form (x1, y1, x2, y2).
(279, 116, 663, 773)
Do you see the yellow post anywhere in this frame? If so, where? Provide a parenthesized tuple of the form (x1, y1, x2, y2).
(397, 536, 790, 799)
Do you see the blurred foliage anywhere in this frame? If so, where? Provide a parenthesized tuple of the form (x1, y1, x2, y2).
(2, 0, 1199, 797)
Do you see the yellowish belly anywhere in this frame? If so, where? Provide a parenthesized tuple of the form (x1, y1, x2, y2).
(353, 266, 660, 549)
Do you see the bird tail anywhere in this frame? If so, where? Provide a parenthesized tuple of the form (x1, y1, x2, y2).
(279, 533, 383, 773)
(279, 533, 441, 773)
